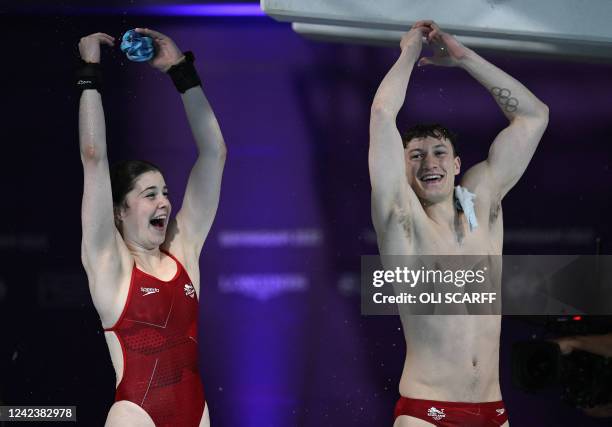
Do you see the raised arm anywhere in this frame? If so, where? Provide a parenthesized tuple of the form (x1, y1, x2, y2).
(78, 33, 126, 305)
(369, 22, 430, 233)
(176, 84, 226, 256)
(420, 23, 549, 199)
(136, 28, 227, 257)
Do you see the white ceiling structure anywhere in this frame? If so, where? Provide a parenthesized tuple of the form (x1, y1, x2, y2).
(261, 0, 612, 59)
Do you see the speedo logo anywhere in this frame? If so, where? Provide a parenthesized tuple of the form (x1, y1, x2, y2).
(140, 287, 160, 296)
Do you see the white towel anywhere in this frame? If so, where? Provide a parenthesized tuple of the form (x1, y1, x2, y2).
(454, 186, 479, 232)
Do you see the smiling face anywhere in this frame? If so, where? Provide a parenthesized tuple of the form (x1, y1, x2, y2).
(115, 171, 171, 249)
(404, 136, 461, 205)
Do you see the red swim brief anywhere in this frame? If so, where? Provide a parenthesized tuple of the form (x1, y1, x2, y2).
(394, 397, 508, 426)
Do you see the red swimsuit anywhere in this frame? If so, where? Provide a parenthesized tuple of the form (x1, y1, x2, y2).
(104, 250, 205, 427)
(394, 397, 508, 426)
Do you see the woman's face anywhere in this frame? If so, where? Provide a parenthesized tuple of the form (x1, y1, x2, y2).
(116, 171, 172, 249)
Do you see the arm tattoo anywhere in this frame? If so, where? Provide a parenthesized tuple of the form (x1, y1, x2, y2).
(491, 87, 519, 113)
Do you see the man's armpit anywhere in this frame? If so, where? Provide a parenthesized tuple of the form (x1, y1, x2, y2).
(392, 203, 412, 239)
(489, 201, 502, 225)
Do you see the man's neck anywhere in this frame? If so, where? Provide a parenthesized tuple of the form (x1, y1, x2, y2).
(422, 195, 457, 231)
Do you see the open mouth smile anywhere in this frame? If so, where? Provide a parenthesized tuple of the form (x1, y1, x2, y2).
(419, 173, 444, 184)
(149, 214, 167, 230)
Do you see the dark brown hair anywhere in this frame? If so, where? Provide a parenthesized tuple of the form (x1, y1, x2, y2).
(402, 123, 459, 156)
(110, 160, 162, 208)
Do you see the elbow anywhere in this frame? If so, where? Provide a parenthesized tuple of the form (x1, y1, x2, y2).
(80, 244, 87, 266)
(196, 138, 227, 165)
(80, 142, 105, 163)
(219, 146, 227, 165)
(210, 141, 227, 164)
(533, 103, 549, 131)
(513, 102, 549, 128)
(530, 100, 549, 125)
(370, 102, 395, 123)
(536, 102, 549, 123)
(217, 140, 228, 161)
(199, 129, 227, 159)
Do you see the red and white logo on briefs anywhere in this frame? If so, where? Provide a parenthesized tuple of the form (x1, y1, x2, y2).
(427, 407, 446, 421)
(184, 283, 195, 298)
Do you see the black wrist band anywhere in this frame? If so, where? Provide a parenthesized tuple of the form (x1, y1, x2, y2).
(167, 51, 201, 93)
(76, 60, 103, 94)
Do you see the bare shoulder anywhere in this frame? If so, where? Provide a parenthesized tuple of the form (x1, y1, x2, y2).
(460, 161, 493, 196)
(162, 217, 201, 289)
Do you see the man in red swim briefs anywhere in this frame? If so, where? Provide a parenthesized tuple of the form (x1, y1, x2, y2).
(368, 21, 548, 426)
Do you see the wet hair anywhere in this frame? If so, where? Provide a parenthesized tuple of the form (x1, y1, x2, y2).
(401, 123, 459, 156)
(110, 160, 162, 208)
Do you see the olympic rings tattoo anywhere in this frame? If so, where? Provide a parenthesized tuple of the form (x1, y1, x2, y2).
(491, 87, 519, 113)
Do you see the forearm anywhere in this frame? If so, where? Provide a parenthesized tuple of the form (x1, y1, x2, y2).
(181, 87, 226, 157)
(573, 333, 612, 358)
(369, 45, 417, 196)
(79, 90, 108, 160)
(371, 45, 420, 116)
(460, 49, 548, 121)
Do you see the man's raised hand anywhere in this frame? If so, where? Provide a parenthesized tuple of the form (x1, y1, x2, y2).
(417, 21, 470, 67)
(400, 20, 434, 55)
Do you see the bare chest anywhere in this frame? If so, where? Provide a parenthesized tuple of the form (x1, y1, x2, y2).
(380, 215, 502, 258)
(413, 220, 502, 256)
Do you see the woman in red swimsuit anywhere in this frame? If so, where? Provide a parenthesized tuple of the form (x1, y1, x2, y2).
(78, 29, 226, 427)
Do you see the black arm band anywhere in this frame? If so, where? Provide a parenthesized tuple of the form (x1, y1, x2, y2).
(167, 51, 201, 93)
(76, 60, 103, 94)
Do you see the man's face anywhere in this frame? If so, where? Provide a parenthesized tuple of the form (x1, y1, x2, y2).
(404, 136, 460, 204)
(116, 171, 172, 248)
